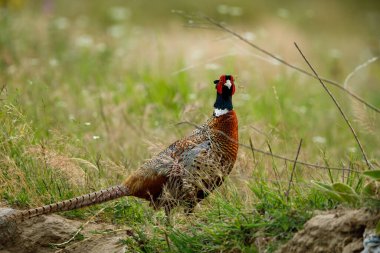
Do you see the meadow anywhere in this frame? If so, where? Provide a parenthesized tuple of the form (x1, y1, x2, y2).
(0, 1, 379, 252)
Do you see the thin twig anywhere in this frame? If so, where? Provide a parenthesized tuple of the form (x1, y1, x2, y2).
(250, 125, 269, 138)
(198, 16, 380, 114)
(51, 206, 107, 248)
(266, 140, 282, 192)
(285, 139, 303, 201)
(346, 162, 352, 185)
(164, 230, 172, 251)
(184, 24, 221, 30)
(242, 141, 355, 172)
(294, 42, 373, 170)
(99, 97, 110, 135)
(176, 121, 359, 172)
(249, 137, 256, 163)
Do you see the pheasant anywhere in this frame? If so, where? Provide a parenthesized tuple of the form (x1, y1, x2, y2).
(0, 74, 238, 224)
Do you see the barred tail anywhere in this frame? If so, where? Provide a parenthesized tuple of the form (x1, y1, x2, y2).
(3, 185, 129, 223)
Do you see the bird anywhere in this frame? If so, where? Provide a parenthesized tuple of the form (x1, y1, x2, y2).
(0, 74, 238, 223)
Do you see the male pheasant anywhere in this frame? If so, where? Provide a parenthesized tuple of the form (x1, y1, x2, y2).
(0, 75, 238, 223)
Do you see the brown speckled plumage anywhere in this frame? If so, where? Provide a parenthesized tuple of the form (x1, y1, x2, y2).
(0, 75, 238, 222)
(124, 109, 238, 213)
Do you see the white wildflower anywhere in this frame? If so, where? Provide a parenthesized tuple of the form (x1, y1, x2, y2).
(75, 35, 93, 48)
(217, 5, 242, 16)
(49, 58, 58, 67)
(312, 136, 326, 144)
(109, 7, 130, 21)
(294, 106, 307, 114)
(243, 32, 256, 41)
(189, 93, 196, 100)
(217, 5, 229, 15)
(54, 17, 69, 30)
(107, 25, 124, 38)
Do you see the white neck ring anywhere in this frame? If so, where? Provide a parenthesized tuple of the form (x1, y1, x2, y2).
(214, 108, 229, 117)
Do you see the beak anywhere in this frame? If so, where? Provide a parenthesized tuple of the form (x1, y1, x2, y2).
(213, 80, 219, 84)
(224, 79, 232, 89)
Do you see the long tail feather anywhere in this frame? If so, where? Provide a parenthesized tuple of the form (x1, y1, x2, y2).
(2, 185, 129, 222)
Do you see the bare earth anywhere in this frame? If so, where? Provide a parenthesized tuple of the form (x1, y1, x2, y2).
(0, 208, 129, 253)
(1, 208, 379, 253)
(277, 208, 380, 253)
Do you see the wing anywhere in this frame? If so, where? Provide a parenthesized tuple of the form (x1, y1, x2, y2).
(141, 123, 211, 175)
(123, 125, 210, 201)
(157, 138, 224, 210)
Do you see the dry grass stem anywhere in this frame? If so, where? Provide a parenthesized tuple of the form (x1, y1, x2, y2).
(52, 206, 107, 249)
(192, 15, 380, 114)
(351, 100, 377, 134)
(285, 139, 303, 201)
(176, 121, 360, 172)
(27, 146, 87, 186)
(344, 56, 379, 89)
(294, 42, 373, 170)
(0, 83, 6, 95)
(249, 137, 256, 163)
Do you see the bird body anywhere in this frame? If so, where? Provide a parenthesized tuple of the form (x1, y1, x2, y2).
(0, 75, 238, 223)
(124, 109, 238, 212)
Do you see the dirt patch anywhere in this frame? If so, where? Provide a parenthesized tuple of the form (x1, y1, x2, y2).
(2, 207, 379, 252)
(0, 208, 130, 253)
(277, 208, 380, 253)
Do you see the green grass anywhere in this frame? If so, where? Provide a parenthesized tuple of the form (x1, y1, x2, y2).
(0, 1, 379, 252)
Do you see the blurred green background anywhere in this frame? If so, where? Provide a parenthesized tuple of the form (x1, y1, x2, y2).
(1, 0, 379, 157)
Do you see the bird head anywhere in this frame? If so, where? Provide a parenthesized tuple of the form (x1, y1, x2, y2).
(214, 75, 236, 97)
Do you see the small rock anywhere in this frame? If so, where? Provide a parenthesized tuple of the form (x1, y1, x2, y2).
(0, 208, 19, 249)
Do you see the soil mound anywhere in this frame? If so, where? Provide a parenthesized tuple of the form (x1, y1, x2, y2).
(277, 208, 380, 253)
